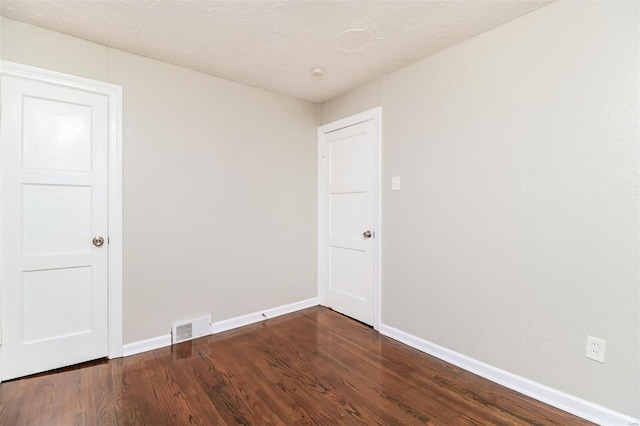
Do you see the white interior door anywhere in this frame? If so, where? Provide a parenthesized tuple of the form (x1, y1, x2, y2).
(320, 116, 377, 326)
(0, 75, 109, 380)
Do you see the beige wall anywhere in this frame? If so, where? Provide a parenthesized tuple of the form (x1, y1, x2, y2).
(1, 17, 319, 344)
(323, 1, 639, 418)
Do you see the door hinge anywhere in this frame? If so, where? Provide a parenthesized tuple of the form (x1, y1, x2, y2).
(0, 326, 3, 345)
(322, 145, 325, 159)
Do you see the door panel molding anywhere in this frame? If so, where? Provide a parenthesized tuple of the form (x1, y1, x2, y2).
(0, 61, 123, 371)
(317, 107, 382, 329)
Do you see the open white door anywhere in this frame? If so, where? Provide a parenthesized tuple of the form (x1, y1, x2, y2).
(0, 75, 110, 380)
(318, 108, 381, 327)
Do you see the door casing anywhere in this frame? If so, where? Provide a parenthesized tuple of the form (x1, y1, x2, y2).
(0, 60, 123, 377)
(317, 107, 382, 329)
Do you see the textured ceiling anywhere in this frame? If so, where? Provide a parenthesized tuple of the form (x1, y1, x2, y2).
(0, 1, 551, 103)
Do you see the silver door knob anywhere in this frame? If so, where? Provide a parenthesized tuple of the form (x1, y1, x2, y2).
(363, 230, 373, 239)
(93, 236, 105, 247)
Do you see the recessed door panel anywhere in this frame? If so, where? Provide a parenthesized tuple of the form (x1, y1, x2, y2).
(329, 131, 367, 185)
(23, 267, 93, 344)
(330, 192, 368, 240)
(329, 246, 367, 300)
(23, 97, 92, 172)
(22, 184, 92, 255)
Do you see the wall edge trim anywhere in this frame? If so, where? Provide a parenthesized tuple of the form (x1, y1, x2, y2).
(123, 298, 320, 357)
(123, 334, 172, 357)
(210, 297, 320, 334)
(379, 323, 638, 425)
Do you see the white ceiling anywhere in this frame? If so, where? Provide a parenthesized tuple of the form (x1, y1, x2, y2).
(0, 1, 551, 103)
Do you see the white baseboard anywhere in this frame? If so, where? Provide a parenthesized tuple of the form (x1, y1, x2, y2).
(379, 323, 638, 426)
(210, 297, 319, 334)
(123, 334, 172, 357)
(122, 297, 319, 357)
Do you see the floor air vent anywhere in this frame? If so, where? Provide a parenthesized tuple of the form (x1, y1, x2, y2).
(172, 315, 211, 344)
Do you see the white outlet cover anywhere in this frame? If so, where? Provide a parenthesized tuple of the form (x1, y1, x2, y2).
(585, 335, 606, 363)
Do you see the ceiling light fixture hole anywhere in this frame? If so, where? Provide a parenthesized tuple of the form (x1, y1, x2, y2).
(335, 28, 377, 53)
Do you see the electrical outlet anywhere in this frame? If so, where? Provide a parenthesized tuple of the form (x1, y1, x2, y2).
(585, 336, 606, 363)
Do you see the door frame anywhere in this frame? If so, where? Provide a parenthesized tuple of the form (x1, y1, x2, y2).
(317, 107, 382, 329)
(0, 60, 123, 369)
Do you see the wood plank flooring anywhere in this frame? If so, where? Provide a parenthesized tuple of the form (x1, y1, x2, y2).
(0, 306, 593, 425)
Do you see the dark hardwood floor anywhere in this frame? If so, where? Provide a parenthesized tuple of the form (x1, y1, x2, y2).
(0, 306, 592, 425)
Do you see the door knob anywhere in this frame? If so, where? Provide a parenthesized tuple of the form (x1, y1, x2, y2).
(363, 230, 373, 239)
(93, 236, 105, 247)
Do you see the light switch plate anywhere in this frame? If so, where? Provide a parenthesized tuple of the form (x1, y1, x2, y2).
(392, 176, 401, 191)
